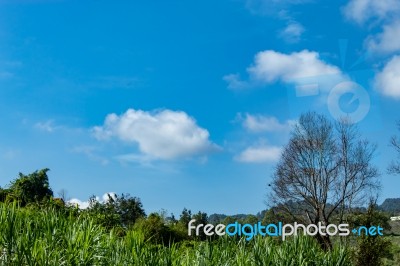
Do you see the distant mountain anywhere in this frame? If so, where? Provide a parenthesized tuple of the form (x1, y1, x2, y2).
(208, 214, 227, 224)
(206, 198, 400, 224)
(379, 198, 400, 215)
(208, 213, 255, 224)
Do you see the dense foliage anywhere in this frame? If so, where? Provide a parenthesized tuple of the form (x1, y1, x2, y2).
(0, 169, 53, 205)
(0, 202, 353, 266)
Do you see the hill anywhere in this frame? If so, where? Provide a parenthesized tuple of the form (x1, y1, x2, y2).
(379, 198, 400, 215)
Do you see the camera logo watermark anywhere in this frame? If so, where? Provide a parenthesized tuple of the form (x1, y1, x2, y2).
(327, 81, 371, 124)
(288, 40, 382, 129)
(188, 219, 384, 241)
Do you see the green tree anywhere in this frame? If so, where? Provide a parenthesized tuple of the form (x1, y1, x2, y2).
(222, 216, 235, 225)
(179, 208, 192, 226)
(87, 193, 145, 230)
(262, 208, 294, 224)
(243, 214, 258, 224)
(351, 202, 392, 266)
(133, 213, 184, 244)
(113, 193, 146, 227)
(8, 168, 53, 205)
(191, 211, 208, 240)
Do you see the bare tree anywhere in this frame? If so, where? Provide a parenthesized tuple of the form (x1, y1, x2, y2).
(388, 121, 400, 175)
(270, 112, 380, 250)
(57, 189, 70, 202)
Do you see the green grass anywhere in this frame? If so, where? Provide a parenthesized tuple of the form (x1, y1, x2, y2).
(0, 202, 353, 265)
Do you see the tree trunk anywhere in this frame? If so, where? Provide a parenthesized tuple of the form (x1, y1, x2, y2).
(315, 234, 332, 251)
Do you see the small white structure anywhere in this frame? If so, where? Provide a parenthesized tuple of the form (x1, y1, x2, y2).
(390, 216, 400, 221)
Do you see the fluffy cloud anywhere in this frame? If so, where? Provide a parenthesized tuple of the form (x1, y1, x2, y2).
(248, 50, 341, 83)
(238, 113, 295, 133)
(280, 22, 305, 43)
(366, 21, 400, 54)
(68, 198, 90, 209)
(343, 0, 400, 24)
(68, 192, 116, 209)
(374, 55, 400, 99)
(93, 108, 217, 160)
(235, 145, 282, 163)
(224, 50, 343, 90)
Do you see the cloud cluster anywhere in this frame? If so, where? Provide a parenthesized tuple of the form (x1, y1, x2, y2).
(343, 1, 400, 100)
(343, 0, 400, 24)
(68, 192, 116, 209)
(366, 20, 400, 55)
(234, 114, 294, 164)
(93, 108, 217, 160)
(374, 56, 400, 100)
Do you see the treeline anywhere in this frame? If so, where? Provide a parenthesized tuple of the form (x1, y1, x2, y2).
(0, 202, 354, 265)
(0, 168, 283, 243)
(0, 168, 257, 243)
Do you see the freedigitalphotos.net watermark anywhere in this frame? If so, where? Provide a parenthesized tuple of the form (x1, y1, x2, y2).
(188, 219, 384, 241)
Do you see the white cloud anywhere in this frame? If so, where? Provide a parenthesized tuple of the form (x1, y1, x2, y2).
(34, 120, 57, 132)
(102, 192, 117, 202)
(374, 55, 400, 99)
(239, 113, 295, 133)
(225, 50, 344, 91)
(223, 74, 251, 90)
(68, 198, 91, 209)
(93, 108, 218, 160)
(343, 0, 400, 24)
(235, 145, 282, 163)
(280, 21, 305, 43)
(248, 50, 341, 83)
(366, 21, 400, 54)
(68, 192, 116, 209)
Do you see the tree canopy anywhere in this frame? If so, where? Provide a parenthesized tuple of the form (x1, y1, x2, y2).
(5, 168, 53, 205)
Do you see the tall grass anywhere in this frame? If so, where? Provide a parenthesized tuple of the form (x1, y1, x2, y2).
(0, 203, 352, 265)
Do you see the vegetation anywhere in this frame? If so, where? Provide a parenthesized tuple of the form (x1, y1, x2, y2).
(0, 202, 353, 266)
(350, 202, 392, 266)
(0, 169, 53, 205)
(86, 193, 146, 231)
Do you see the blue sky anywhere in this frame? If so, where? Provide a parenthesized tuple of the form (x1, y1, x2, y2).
(0, 0, 399, 216)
